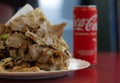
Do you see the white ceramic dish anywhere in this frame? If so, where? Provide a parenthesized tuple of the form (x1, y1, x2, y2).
(0, 58, 90, 79)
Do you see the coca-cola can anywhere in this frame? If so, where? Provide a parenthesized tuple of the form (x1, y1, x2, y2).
(73, 5, 97, 64)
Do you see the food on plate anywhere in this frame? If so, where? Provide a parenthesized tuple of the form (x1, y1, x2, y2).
(0, 4, 71, 72)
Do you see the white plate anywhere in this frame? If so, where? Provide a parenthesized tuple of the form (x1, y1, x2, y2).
(0, 58, 90, 79)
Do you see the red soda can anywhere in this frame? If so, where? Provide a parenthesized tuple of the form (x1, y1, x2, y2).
(73, 5, 97, 64)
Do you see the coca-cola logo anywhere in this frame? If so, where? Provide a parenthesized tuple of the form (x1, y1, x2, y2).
(74, 14, 97, 31)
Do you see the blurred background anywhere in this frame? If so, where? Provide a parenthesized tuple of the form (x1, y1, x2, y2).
(0, 0, 119, 52)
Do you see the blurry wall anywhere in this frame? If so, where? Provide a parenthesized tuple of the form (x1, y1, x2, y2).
(96, 0, 118, 52)
(96, 0, 111, 52)
(117, 0, 120, 51)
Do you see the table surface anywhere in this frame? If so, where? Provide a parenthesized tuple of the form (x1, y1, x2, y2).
(0, 53, 120, 83)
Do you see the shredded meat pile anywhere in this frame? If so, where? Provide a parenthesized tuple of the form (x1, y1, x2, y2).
(0, 8, 71, 72)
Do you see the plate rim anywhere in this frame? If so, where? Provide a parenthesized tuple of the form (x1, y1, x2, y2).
(0, 58, 90, 79)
